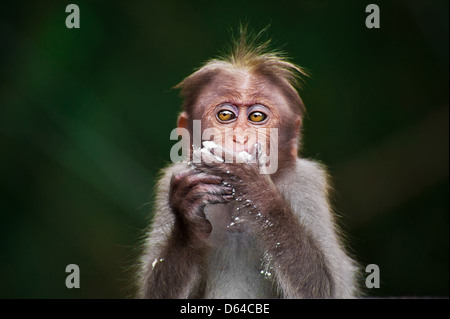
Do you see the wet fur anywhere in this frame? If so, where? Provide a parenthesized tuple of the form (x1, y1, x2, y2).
(137, 158, 359, 298)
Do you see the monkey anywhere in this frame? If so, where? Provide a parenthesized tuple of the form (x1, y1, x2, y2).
(136, 29, 360, 299)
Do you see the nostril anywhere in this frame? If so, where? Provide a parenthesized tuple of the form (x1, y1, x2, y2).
(233, 134, 248, 144)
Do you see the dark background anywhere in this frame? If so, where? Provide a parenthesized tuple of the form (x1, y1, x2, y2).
(0, 0, 448, 298)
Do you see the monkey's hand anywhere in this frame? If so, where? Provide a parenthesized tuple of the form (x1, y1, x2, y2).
(195, 149, 333, 297)
(169, 169, 234, 244)
(194, 144, 285, 228)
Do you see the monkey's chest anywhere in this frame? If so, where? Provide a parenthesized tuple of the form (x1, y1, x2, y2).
(203, 204, 277, 299)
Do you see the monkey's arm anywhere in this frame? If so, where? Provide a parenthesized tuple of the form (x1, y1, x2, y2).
(138, 163, 232, 298)
(242, 173, 334, 298)
(277, 159, 359, 298)
(196, 159, 357, 298)
(140, 222, 208, 298)
(255, 199, 333, 298)
(138, 164, 204, 298)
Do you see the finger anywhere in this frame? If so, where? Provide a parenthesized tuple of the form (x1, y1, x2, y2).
(170, 170, 192, 188)
(186, 173, 223, 185)
(186, 184, 233, 199)
(200, 147, 224, 164)
(250, 142, 262, 161)
(172, 171, 223, 189)
(189, 194, 232, 211)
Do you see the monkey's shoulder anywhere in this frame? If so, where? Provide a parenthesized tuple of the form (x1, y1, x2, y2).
(275, 158, 330, 196)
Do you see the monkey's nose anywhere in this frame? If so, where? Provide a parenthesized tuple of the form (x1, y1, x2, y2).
(233, 134, 248, 144)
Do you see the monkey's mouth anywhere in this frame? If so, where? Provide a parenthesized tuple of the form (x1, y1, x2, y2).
(200, 141, 260, 164)
(231, 143, 249, 154)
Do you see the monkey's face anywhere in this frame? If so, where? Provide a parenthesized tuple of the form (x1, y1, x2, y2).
(205, 102, 274, 155)
(189, 69, 300, 159)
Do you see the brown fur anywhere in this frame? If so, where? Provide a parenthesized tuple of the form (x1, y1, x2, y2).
(137, 28, 359, 298)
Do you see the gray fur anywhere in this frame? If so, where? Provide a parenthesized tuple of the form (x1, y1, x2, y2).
(137, 158, 359, 298)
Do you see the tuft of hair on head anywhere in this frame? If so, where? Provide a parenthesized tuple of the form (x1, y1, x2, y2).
(174, 25, 309, 115)
(218, 24, 309, 89)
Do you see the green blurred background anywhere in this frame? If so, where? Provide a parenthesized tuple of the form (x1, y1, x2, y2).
(0, 0, 448, 298)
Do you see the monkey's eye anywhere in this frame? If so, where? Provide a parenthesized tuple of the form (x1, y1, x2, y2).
(248, 111, 267, 123)
(217, 110, 236, 122)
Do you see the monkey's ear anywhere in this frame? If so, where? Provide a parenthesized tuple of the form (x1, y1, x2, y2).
(177, 112, 189, 134)
(296, 117, 302, 132)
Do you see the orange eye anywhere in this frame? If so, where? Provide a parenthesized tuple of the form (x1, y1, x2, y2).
(217, 110, 236, 122)
(248, 111, 267, 122)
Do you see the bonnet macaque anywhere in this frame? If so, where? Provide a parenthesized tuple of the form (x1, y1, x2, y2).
(137, 30, 359, 298)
